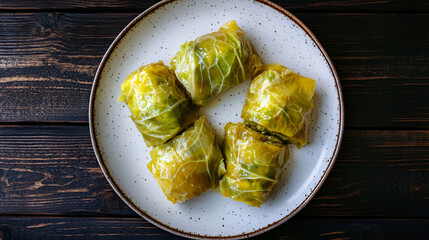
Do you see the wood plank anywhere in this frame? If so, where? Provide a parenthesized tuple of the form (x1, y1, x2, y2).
(1, 13, 428, 127)
(0, 126, 427, 217)
(0, 125, 134, 216)
(0, 13, 136, 123)
(259, 218, 429, 240)
(0, 216, 175, 240)
(299, 13, 429, 128)
(0, 216, 427, 239)
(302, 129, 429, 217)
(0, 0, 428, 12)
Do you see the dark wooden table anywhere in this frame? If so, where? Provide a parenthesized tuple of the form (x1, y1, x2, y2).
(1, 0, 428, 239)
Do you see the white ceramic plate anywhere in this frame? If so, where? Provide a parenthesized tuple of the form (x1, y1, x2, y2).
(89, 0, 344, 239)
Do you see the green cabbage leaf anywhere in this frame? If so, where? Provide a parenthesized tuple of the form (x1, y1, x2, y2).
(148, 116, 225, 204)
(118, 61, 195, 147)
(171, 20, 262, 106)
(220, 122, 288, 207)
(241, 64, 315, 148)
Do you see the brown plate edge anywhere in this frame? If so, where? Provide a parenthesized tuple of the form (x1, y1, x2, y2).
(88, 0, 345, 239)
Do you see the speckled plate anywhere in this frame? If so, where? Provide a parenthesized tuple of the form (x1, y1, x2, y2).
(89, 0, 343, 239)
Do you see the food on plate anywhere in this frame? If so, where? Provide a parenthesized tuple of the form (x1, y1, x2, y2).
(219, 122, 289, 207)
(118, 61, 196, 147)
(241, 64, 316, 148)
(171, 20, 262, 106)
(117, 21, 316, 207)
(147, 116, 226, 204)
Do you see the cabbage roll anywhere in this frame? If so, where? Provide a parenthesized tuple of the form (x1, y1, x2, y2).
(220, 122, 288, 207)
(118, 61, 195, 147)
(241, 64, 316, 148)
(171, 20, 262, 106)
(148, 116, 225, 204)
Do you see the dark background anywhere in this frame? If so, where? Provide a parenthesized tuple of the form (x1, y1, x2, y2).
(0, 0, 428, 239)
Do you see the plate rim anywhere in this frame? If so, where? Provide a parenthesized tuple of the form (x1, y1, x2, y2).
(88, 0, 345, 239)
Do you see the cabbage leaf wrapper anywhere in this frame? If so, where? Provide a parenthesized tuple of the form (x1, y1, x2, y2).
(241, 64, 316, 148)
(118, 61, 196, 147)
(220, 122, 289, 207)
(148, 116, 225, 204)
(171, 20, 262, 106)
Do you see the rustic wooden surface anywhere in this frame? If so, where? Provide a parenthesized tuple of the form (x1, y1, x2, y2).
(0, 0, 428, 239)
(1, 12, 428, 127)
(0, 0, 428, 12)
(0, 126, 428, 217)
(0, 217, 427, 240)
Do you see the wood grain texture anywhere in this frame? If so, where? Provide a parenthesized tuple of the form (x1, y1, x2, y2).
(0, 216, 175, 240)
(302, 129, 429, 217)
(0, 13, 135, 122)
(0, 1, 427, 239)
(0, 216, 427, 240)
(0, 0, 428, 12)
(256, 218, 429, 240)
(0, 125, 134, 216)
(301, 13, 429, 128)
(0, 126, 427, 217)
(0, 13, 428, 127)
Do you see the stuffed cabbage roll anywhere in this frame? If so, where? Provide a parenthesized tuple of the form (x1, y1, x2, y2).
(118, 61, 195, 147)
(171, 20, 262, 106)
(148, 116, 225, 204)
(219, 122, 288, 207)
(241, 64, 316, 148)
